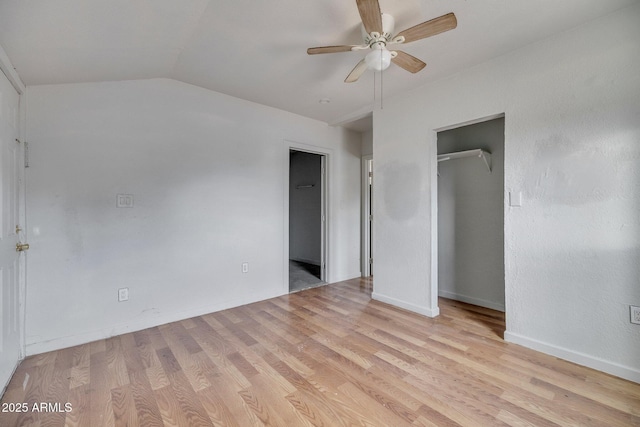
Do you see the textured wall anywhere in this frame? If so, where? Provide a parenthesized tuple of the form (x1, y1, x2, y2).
(25, 78, 362, 354)
(373, 4, 640, 381)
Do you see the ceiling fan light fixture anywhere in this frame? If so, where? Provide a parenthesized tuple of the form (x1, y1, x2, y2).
(365, 47, 391, 71)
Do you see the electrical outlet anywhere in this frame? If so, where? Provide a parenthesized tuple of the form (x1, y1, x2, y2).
(118, 287, 129, 302)
(116, 194, 134, 208)
(631, 306, 640, 325)
(242, 262, 249, 273)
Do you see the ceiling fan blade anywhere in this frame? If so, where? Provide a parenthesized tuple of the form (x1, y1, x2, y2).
(395, 12, 457, 44)
(392, 51, 426, 73)
(307, 45, 358, 55)
(356, 0, 383, 34)
(345, 59, 368, 83)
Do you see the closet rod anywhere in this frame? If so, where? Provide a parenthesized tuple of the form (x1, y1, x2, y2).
(437, 148, 491, 172)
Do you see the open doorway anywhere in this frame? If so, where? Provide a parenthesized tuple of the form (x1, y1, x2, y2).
(361, 155, 373, 277)
(289, 149, 326, 292)
(436, 116, 505, 312)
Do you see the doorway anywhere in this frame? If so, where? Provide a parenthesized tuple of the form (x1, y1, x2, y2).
(0, 68, 26, 392)
(436, 116, 505, 312)
(288, 149, 326, 292)
(361, 156, 373, 277)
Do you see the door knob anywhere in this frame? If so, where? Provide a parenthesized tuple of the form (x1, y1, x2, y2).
(16, 243, 30, 252)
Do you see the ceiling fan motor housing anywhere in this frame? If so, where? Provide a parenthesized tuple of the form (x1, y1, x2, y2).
(361, 13, 395, 45)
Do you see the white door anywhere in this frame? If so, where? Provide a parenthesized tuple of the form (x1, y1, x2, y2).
(0, 70, 24, 391)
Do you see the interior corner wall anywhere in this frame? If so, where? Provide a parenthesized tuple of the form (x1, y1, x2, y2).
(289, 151, 322, 265)
(373, 3, 640, 382)
(24, 78, 362, 354)
(437, 118, 505, 311)
(361, 130, 373, 156)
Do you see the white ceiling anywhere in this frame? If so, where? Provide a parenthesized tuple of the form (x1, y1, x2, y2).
(1, 0, 637, 131)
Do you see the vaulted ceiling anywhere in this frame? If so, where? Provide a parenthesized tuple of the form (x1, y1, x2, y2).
(0, 0, 637, 131)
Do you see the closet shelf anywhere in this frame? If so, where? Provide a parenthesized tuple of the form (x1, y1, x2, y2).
(438, 149, 491, 172)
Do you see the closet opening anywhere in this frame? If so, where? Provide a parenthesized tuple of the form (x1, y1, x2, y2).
(436, 116, 505, 315)
(288, 149, 327, 292)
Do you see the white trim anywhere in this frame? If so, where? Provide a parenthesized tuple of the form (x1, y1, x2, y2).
(372, 292, 440, 317)
(361, 155, 373, 277)
(429, 132, 439, 314)
(504, 331, 640, 384)
(434, 113, 505, 133)
(438, 290, 505, 312)
(27, 289, 280, 356)
(431, 113, 506, 318)
(0, 359, 21, 397)
(284, 141, 332, 292)
(0, 45, 25, 94)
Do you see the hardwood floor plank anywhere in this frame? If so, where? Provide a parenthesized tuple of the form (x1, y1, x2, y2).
(111, 384, 137, 427)
(199, 377, 261, 426)
(238, 385, 291, 426)
(88, 350, 115, 427)
(164, 370, 213, 427)
(128, 369, 164, 427)
(2, 278, 639, 426)
(145, 364, 170, 391)
(285, 390, 342, 427)
(105, 338, 130, 389)
(65, 385, 91, 427)
(196, 385, 241, 427)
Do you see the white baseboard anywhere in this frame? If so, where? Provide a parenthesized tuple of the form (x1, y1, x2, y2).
(504, 331, 640, 384)
(438, 290, 505, 312)
(331, 272, 362, 284)
(25, 289, 281, 356)
(372, 292, 440, 317)
(1, 358, 22, 398)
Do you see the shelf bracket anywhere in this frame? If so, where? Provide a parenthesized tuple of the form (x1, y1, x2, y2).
(437, 149, 492, 173)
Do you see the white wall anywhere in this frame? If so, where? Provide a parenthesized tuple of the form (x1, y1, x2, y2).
(289, 151, 322, 265)
(25, 78, 362, 354)
(373, 3, 640, 382)
(437, 118, 505, 311)
(361, 130, 373, 156)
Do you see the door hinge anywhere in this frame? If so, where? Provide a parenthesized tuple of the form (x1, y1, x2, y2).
(369, 258, 373, 265)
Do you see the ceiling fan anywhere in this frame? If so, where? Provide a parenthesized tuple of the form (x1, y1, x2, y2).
(307, 0, 457, 83)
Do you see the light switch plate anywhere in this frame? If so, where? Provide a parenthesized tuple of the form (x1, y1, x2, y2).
(509, 191, 522, 207)
(631, 305, 640, 325)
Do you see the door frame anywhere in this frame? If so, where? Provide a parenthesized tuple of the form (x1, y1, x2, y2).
(0, 50, 27, 394)
(431, 113, 506, 315)
(283, 141, 331, 293)
(361, 155, 373, 277)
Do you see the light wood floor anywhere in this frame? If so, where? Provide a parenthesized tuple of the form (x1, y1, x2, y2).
(1, 277, 639, 426)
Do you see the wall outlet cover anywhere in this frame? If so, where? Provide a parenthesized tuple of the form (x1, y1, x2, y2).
(118, 287, 129, 302)
(116, 194, 134, 208)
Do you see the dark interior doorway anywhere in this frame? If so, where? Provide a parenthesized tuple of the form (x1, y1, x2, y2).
(289, 150, 326, 292)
